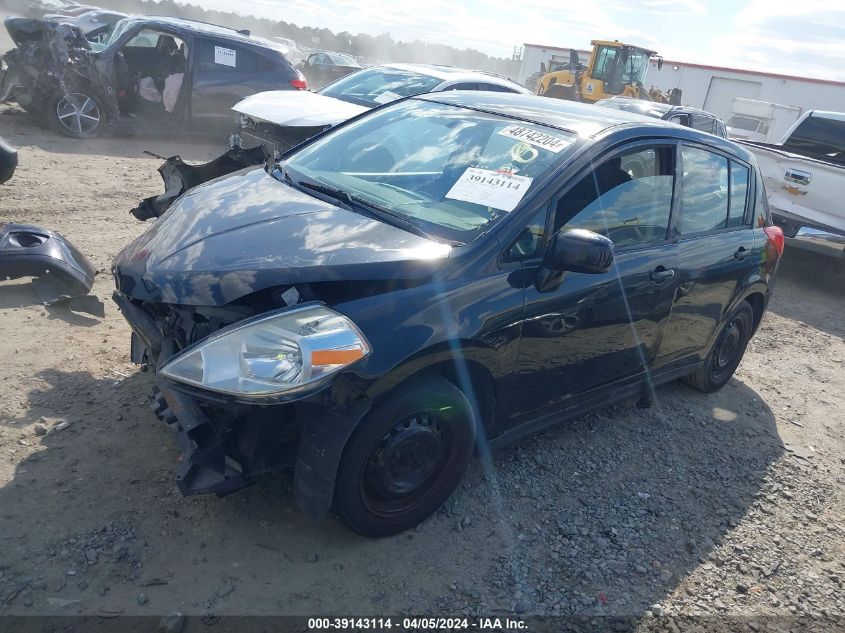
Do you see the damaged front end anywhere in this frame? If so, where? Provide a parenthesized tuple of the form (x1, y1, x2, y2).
(0, 17, 118, 122)
(112, 291, 372, 518)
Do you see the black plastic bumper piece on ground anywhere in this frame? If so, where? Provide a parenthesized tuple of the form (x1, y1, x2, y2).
(0, 223, 95, 296)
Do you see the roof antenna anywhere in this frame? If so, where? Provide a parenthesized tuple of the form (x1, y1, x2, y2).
(237, 29, 250, 36)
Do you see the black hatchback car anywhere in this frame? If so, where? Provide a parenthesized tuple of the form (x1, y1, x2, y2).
(0, 15, 305, 138)
(112, 92, 784, 537)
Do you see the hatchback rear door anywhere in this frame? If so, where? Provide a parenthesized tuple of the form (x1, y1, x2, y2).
(656, 143, 757, 367)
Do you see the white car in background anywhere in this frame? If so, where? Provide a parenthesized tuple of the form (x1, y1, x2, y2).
(133, 63, 530, 220)
(230, 62, 531, 157)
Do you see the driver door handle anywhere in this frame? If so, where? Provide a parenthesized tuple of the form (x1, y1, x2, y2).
(734, 246, 749, 260)
(649, 266, 675, 282)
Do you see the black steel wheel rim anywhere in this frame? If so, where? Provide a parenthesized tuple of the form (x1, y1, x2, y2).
(713, 317, 744, 378)
(360, 413, 451, 517)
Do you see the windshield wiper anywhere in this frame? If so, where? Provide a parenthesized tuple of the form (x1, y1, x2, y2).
(275, 167, 462, 245)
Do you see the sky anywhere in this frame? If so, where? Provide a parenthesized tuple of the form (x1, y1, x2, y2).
(192, 0, 845, 82)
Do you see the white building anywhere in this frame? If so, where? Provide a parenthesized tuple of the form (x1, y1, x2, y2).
(518, 42, 845, 122)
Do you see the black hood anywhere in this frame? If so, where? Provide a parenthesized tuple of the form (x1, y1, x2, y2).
(113, 168, 451, 306)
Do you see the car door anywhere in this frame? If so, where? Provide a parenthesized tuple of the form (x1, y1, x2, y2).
(191, 39, 265, 126)
(302, 53, 327, 86)
(656, 143, 757, 367)
(508, 142, 681, 421)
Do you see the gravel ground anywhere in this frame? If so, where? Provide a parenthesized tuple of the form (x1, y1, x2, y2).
(0, 102, 843, 629)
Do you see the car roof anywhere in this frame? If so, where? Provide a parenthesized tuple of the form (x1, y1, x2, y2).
(416, 91, 658, 135)
(412, 91, 752, 158)
(120, 16, 290, 54)
(377, 63, 526, 90)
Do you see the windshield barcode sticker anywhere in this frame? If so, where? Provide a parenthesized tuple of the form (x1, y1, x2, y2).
(445, 167, 533, 212)
(497, 125, 573, 153)
(214, 46, 237, 67)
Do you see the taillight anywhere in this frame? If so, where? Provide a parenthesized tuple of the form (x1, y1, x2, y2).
(289, 78, 307, 90)
(763, 225, 785, 256)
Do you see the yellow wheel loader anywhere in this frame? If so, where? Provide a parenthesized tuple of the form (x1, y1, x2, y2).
(537, 40, 679, 104)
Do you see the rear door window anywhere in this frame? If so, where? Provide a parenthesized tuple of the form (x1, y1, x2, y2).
(679, 146, 729, 234)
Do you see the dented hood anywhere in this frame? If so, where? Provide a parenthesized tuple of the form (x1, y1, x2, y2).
(112, 168, 450, 306)
(232, 90, 368, 127)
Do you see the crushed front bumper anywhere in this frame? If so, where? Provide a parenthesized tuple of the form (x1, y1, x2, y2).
(112, 291, 371, 519)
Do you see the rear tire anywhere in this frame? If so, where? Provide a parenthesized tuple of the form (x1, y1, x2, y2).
(47, 91, 105, 139)
(685, 302, 754, 393)
(333, 374, 476, 537)
(544, 83, 576, 101)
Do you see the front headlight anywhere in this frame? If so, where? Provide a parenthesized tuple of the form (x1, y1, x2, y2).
(160, 304, 371, 397)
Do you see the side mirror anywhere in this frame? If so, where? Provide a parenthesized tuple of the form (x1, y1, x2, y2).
(657, 57, 664, 71)
(540, 62, 547, 74)
(546, 228, 614, 274)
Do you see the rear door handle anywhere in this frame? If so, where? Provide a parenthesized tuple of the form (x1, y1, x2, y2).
(734, 246, 749, 260)
(649, 266, 675, 282)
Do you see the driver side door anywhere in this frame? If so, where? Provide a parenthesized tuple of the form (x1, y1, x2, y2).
(509, 141, 681, 423)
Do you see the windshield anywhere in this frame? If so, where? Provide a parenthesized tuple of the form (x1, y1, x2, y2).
(319, 67, 442, 107)
(89, 17, 133, 50)
(280, 99, 576, 243)
(727, 116, 762, 132)
(617, 48, 651, 85)
(327, 52, 359, 66)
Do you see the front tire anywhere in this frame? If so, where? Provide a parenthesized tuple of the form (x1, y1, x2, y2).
(47, 91, 104, 139)
(334, 374, 476, 537)
(685, 302, 754, 393)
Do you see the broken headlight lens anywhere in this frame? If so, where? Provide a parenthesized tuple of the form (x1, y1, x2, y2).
(160, 304, 371, 397)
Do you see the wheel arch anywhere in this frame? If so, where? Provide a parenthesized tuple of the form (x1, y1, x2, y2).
(743, 291, 766, 334)
(362, 341, 500, 437)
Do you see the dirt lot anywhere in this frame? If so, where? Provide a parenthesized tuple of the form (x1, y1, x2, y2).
(1, 102, 844, 627)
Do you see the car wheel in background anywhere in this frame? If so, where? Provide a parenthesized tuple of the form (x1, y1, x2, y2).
(47, 91, 104, 139)
(685, 302, 754, 393)
(333, 374, 476, 537)
(544, 83, 576, 101)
